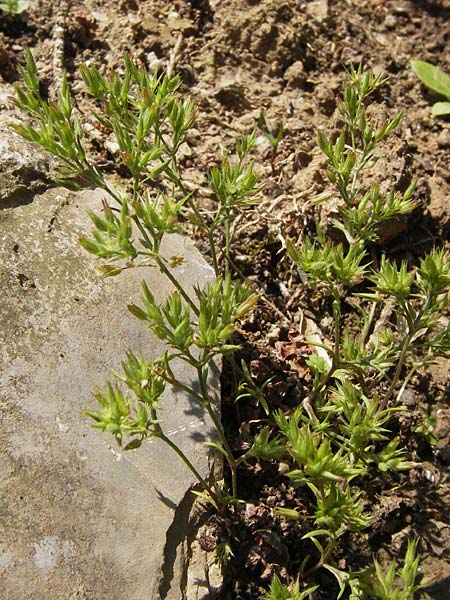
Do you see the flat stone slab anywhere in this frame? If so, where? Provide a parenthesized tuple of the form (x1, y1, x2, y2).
(0, 184, 217, 599)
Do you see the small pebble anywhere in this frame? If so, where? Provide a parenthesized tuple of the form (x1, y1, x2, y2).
(399, 388, 416, 407)
(384, 14, 397, 29)
(278, 462, 290, 475)
(424, 468, 435, 482)
(437, 128, 450, 148)
(392, 4, 409, 15)
(146, 51, 163, 72)
(283, 61, 306, 87)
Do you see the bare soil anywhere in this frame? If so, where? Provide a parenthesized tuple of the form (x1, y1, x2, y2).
(1, 1, 449, 598)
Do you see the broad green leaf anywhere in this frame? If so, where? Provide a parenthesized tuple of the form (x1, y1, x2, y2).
(432, 101, 450, 116)
(411, 60, 450, 98)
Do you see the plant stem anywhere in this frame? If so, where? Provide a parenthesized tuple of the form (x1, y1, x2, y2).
(381, 294, 432, 410)
(155, 255, 200, 316)
(303, 294, 343, 418)
(381, 333, 411, 410)
(159, 430, 219, 502)
(165, 168, 220, 275)
(196, 364, 239, 500)
(224, 210, 232, 279)
(130, 214, 200, 315)
(151, 407, 220, 505)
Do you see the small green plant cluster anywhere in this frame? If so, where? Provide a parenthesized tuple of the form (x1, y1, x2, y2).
(266, 539, 423, 600)
(14, 55, 447, 598)
(411, 59, 450, 117)
(257, 65, 448, 598)
(258, 109, 284, 174)
(13, 49, 259, 509)
(0, 0, 28, 14)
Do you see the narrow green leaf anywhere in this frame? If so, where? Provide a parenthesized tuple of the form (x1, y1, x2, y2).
(301, 529, 329, 539)
(127, 304, 148, 320)
(53, 178, 82, 191)
(274, 507, 300, 520)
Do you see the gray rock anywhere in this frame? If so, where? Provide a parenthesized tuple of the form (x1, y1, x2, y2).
(0, 184, 219, 599)
(0, 113, 54, 203)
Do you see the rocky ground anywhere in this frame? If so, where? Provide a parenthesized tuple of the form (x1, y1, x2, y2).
(1, 0, 449, 598)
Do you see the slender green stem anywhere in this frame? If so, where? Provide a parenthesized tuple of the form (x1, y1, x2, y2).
(332, 294, 342, 366)
(381, 293, 432, 410)
(155, 255, 200, 316)
(224, 211, 232, 279)
(157, 364, 205, 404)
(130, 214, 200, 315)
(304, 364, 335, 410)
(196, 364, 238, 499)
(169, 172, 220, 275)
(380, 333, 411, 411)
(349, 153, 371, 203)
(360, 301, 377, 345)
(74, 154, 123, 204)
(158, 431, 219, 503)
(150, 406, 220, 504)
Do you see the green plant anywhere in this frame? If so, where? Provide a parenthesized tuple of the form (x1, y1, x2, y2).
(358, 539, 426, 600)
(13, 50, 260, 510)
(254, 66, 446, 595)
(258, 109, 284, 174)
(14, 54, 443, 597)
(266, 541, 426, 600)
(411, 59, 450, 117)
(288, 65, 449, 414)
(264, 574, 318, 600)
(412, 414, 438, 446)
(0, 0, 28, 14)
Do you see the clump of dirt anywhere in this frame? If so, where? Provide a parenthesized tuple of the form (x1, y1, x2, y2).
(1, 0, 449, 598)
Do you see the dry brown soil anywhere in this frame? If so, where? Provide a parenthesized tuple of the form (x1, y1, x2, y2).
(1, 1, 449, 598)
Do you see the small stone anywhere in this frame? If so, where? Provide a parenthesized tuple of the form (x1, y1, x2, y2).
(185, 538, 223, 599)
(278, 462, 290, 475)
(399, 388, 417, 407)
(437, 128, 450, 148)
(104, 139, 120, 155)
(166, 11, 196, 35)
(305, 0, 328, 22)
(283, 61, 305, 87)
(90, 10, 110, 24)
(178, 142, 192, 159)
(127, 11, 141, 25)
(146, 51, 163, 73)
(245, 503, 258, 519)
(424, 468, 435, 483)
(392, 4, 409, 15)
(384, 14, 397, 29)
